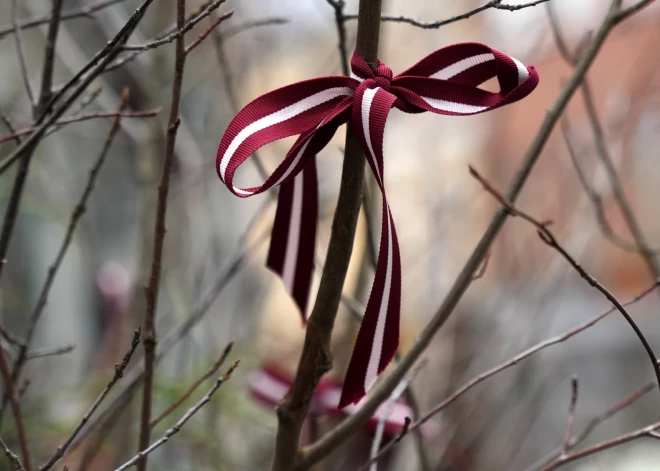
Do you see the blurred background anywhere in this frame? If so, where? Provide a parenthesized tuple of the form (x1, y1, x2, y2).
(0, 0, 659, 469)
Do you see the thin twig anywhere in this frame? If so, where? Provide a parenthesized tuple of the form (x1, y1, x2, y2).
(0, 0, 159, 180)
(63, 199, 271, 455)
(0, 435, 25, 471)
(137, 0, 188, 467)
(470, 164, 660, 390)
(38, 329, 141, 471)
(183, 12, 233, 55)
(116, 360, 239, 471)
(325, 0, 350, 76)
(560, 118, 639, 252)
(149, 342, 233, 428)
(0, 324, 24, 348)
(616, 0, 657, 21)
(368, 364, 423, 471)
(561, 375, 579, 457)
(539, 421, 660, 471)
(0, 108, 21, 146)
(11, 0, 35, 104)
(344, 0, 551, 29)
(295, 2, 637, 468)
(222, 17, 288, 40)
(4, 91, 131, 423)
(36, 0, 65, 116)
(523, 380, 655, 471)
(122, 0, 226, 51)
(355, 280, 660, 470)
(0, 0, 126, 40)
(0, 108, 160, 145)
(547, 1, 660, 277)
(25, 344, 75, 360)
(0, 347, 30, 471)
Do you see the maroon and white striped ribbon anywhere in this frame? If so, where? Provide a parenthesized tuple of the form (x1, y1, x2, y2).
(217, 43, 539, 407)
(248, 365, 439, 438)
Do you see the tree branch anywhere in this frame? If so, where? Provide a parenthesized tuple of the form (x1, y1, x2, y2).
(539, 421, 660, 471)
(11, 0, 35, 105)
(0, 108, 160, 145)
(0, 435, 25, 471)
(523, 380, 655, 471)
(0, 347, 30, 471)
(469, 164, 660, 389)
(38, 329, 141, 471)
(271, 1, 383, 469)
(0, 0, 126, 40)
(149, 342, 233, 429)
(115, 360, 239, 471)
(357, 279, 660, 469)
(137, 0, 189, 467)
(1, 91, 130, 423)
(295, 3, 649, 466)
(344, 0, 551, 29)
(547, 1, 660, 278)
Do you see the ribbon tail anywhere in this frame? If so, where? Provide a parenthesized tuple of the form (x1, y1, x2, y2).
(340, 86, 401, 408)
(267, 158, 318, 323)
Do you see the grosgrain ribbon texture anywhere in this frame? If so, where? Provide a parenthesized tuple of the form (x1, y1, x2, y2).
(216, 42, 539, 408)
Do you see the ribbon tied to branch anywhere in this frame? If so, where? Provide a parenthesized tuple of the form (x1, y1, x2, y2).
(216, 42, 539, 407)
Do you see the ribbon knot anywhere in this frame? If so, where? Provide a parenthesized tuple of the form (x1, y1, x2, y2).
(216, 42, 539, 408)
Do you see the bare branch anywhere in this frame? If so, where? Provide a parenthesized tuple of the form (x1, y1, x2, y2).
(115, 360, 239, 471)
(560, 118, 641, 252)
(38, 329, 141, 471)
(561, 375, 579, 456)
(0, 324, 24, 348)
(137, 0, 190, 466)
(63, 199, 271, 454)
(0, 0, 126, 40)
(11, 0, 35, 104)
(539, 421, 660, 471)
(150, 342, 233, 428)
(325, 0, 350, 76)
(4, 92, 131, 422)
(0, 346, 30, 471)
(523, 380, 655, 471)
(36, 0, 64, 116)
(469, 164, 660, 390)
(25, 344, 75, 360)
(547, 0, 660, 278)
(0, 108, 160, 145)
(344, 0, 551, 29)
(221, 17, 288, 40)
(0, 0, 159, 182)
(617, 0, 657, 21)
(184, 12, 232, 55)
(0, 435, 25, 471)
(122, 0, 227, 51)
(356, 280, 660, 470)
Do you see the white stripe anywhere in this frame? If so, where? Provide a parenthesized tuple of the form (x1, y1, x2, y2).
(420, 96, 488, 114)
(360, 87, 383, 186)
(512, 57, 529, 85)
(218, 86, 353, 181)
(364, 209, 394, 392)
(430, 53, 494, 80)
(350, 72, 364, 82)
(282, 172, 304, 297)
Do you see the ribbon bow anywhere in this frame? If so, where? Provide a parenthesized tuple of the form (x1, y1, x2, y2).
(216, 43, 539, 407)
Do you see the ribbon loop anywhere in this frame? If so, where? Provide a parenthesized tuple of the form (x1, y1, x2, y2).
(216, 43, 539, 407)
